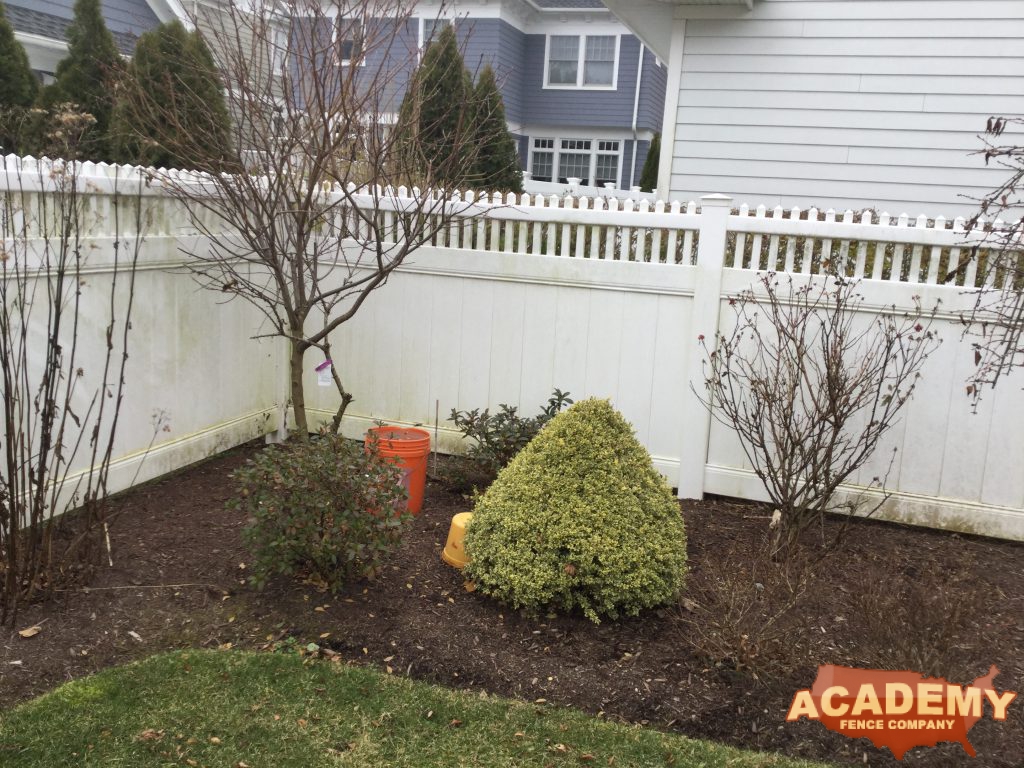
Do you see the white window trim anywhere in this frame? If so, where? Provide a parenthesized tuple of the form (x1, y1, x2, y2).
(527, 136, 625, 188)
(418, 17, 454, 54)
(594, 140, 624, 187)
(542, 34, 619, 91)
(527, 138, 556, 183)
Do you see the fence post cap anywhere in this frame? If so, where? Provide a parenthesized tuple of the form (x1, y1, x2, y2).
(700, 193, 733, 207)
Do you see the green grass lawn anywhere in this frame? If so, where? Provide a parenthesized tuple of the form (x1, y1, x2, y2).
(0, 649, 827, 767)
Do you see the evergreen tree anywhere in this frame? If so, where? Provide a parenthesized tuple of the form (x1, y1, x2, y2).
(40, 0, 122, 159)
(471, 66, 523, 194)
(0, 2, 37, 109)
(396, 25, 474, 185)
(638, 132, 660, 193)
(112, 21, 231, 170)
(0, 1, 38, 154)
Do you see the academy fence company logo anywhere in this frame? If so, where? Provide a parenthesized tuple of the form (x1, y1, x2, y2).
(786, 665, 1017, 760)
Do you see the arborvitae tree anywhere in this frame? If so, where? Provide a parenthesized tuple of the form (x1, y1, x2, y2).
(639, 132, 660, 193)
(40, 0, 122, 159)
(112, 21, 231, 170)
(471, 65, 522, 194)
(0, 1, 40, 154)
(396, 25, 474, 185)
(0, 3, 37, 110)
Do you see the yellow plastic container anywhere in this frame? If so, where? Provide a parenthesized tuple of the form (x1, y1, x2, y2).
(441, 512, 473, 569)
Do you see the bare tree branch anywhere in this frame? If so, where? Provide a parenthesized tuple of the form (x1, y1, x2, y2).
(118, 0, 488, 438)
(949, 116, 1024, 406)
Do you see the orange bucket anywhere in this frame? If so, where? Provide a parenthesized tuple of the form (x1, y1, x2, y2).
(365, 426, 431, 514)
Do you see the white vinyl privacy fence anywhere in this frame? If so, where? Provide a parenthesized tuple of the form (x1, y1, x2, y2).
(5, 156, 1023, 540)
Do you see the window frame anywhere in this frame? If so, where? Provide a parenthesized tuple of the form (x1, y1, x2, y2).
(418, 16, 453, 55)
(593, 139, 623, 187)
(542, 34, 619, 91)
(527, 136, 624, 188)
(528, 137, 556, 183)
(332, 16, 365, 67)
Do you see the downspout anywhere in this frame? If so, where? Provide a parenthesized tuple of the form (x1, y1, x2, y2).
(629, 42, 644, 190)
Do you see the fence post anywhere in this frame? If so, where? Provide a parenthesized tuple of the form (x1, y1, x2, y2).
(677, 193, 732, 499)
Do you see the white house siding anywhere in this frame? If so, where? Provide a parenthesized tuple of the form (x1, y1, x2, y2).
(667, 0, 1024, 217)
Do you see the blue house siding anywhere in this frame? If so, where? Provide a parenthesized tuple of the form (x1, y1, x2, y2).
(7, 0, 159, 38)
(457, 19, 526, 126)
(637, 48, 666, 133)
(633, 139, 652, 189)
(366, 17, 418, 114)
(620, 140, 634, 189)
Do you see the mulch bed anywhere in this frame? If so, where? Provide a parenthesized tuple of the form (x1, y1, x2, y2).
(1, 441, 1021, 767)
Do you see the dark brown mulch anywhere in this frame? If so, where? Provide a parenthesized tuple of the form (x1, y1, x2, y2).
(1, 442, 1021, 768)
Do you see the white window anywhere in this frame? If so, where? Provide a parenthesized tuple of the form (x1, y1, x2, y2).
(529, 137, 622, 187)
(420, 17, 451, 50)
(544, 35, 618, 89)
(334, 17, 363, 65)
(559, 139, 591, 182)
(530, 138, 555, 182)
(595, 140, 620, 186)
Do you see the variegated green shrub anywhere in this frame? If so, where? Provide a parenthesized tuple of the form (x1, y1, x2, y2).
(464, 398, 687, 622)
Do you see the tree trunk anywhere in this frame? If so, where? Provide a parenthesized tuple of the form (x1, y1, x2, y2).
(289, 337, 309, 440)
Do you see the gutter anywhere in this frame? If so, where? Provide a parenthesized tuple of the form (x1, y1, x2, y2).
(520, 0, 610, 14)
(13, 31, 68, 53)
(629, 42, 644, 189)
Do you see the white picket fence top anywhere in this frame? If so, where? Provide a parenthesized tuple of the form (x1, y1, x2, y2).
(523, 176, 658, 204)
(3, 153, 1015, 288)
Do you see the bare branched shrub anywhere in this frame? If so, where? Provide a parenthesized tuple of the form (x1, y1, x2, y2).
(948, 116, 1024, 405)
(698, 273, 940, 556)
(681, 545, 813, 679)
(852, 557, 989, 679)
(116, 0, 491, 438)
(0, 113, 143, 624)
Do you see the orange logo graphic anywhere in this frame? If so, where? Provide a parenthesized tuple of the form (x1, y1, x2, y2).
(787, 665, 1017, 760)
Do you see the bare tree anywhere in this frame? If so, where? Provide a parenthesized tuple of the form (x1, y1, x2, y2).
(947, 116, 1024, 405)
(698, 273, 940, 556)
(116, 0, 488, 438)
(0, 110, 144, 624)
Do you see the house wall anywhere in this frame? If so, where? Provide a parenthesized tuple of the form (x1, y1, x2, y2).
(632, 138, 652, 189)
(457, 19, 526, 125)
(364, 17, 419, 114)
(664, 0, 1024, 217)
(637, 46, 666, 134)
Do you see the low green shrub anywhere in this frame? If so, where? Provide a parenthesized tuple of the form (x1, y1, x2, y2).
(447, 389, 572, 490)
(464, 398, 687, 622)
(231, 434, 409, 591)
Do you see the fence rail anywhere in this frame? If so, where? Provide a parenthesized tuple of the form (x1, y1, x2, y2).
(360, 184, 1015, 289)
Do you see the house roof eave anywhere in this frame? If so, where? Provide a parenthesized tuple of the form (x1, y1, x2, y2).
(601, 0, 754, 60)
(599, 1, 674, 60)
(146, 0, 194, 29)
